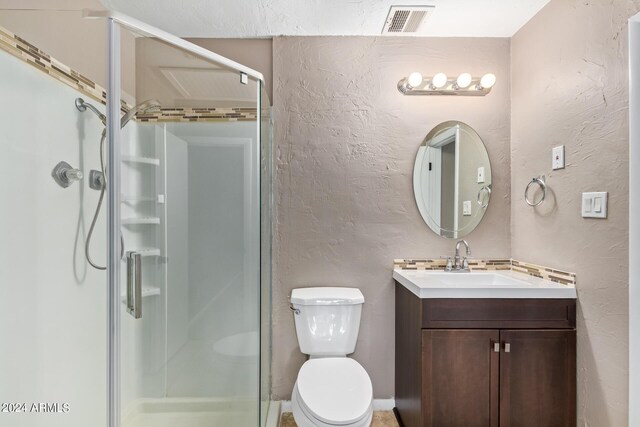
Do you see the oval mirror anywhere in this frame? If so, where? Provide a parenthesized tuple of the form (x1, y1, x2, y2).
(413, 121, 492, 238)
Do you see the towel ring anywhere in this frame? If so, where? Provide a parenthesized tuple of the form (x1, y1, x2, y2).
(477, 185, 491, 208)
(525, 176, 546, 206)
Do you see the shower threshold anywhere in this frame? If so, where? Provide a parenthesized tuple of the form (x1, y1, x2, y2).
(124, 397, 269, 427)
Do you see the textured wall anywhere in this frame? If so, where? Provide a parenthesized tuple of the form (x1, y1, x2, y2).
(272, 36, 511, 399)
(511, 1, 640, 424)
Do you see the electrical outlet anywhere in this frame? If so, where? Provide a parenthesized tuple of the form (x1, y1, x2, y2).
(552, 145, 565, 170)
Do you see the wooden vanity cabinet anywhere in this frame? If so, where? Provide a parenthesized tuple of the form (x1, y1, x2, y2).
(395, 282, 576, 427)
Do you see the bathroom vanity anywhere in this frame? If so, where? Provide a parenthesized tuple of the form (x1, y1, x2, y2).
(393, 269, 577, 427)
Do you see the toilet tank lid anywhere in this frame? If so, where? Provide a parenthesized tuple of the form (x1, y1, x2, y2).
(290, 287, 364, 305)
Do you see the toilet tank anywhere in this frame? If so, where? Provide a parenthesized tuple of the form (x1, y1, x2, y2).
(290, 287, 365, 357)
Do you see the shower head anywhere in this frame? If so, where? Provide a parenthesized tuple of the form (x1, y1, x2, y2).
(75, 98, 106, 125)
(120, 99, 161, 128)
(75, 98, 161, 128)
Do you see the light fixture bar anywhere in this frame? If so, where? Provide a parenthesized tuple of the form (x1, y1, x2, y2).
(397, 73, 496, 96)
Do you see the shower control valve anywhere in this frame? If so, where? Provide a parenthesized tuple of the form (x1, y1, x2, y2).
(52, 161, 83, 188)
(88, 170, 105, 190)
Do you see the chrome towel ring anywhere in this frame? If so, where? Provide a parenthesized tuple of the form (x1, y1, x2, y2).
(525, 176, 546, 206)
(477, 185, 491, 208)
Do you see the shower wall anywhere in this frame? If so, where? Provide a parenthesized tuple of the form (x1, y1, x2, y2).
(0, 44, 107, 427)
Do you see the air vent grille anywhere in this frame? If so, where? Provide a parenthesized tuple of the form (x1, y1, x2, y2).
(404, 10, 427, 32)
(388, 10, 411, 32)
(382, 6, 434, 35)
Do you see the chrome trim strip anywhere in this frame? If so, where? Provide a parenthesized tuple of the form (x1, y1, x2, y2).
(106, 18, 122, 427)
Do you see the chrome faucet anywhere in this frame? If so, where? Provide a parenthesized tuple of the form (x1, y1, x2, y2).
(453, 240, 471, 271)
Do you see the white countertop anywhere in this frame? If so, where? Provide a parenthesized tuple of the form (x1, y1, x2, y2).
(393, 269, 577, 299)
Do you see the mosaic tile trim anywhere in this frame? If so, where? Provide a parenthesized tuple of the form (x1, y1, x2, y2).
(394, 258, 512, 271)
(510, 259, 576, 286)
(0, 24, 129, 113)
(137, 107, 257, 122)
(0, 24, 256, 122)
(394, 258, 576, 285)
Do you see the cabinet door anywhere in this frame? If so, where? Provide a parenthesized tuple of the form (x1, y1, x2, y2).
(422, 330, 500, 427)
(499, 330, 576, 427)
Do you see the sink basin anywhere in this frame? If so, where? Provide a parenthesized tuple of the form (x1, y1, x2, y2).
(393, 269, 577, 299)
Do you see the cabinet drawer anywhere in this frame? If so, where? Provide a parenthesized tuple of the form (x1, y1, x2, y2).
(421, 298, 576, 329)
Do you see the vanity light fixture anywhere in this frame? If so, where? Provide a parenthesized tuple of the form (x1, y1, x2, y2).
(430, 73, 448, 89)
(454, 73, 472, 89)
(397, 71, 497, 96)
(478, 73, 497, 90)
(407, 72, 424, 89)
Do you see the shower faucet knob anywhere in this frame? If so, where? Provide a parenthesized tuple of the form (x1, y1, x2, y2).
(64, 168, 84, 182)
(52, 161, 83, 188)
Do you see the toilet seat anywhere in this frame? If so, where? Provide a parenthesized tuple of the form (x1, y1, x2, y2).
(294, 357, 373, 426)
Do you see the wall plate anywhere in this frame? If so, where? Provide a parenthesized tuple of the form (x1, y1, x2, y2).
(582, 192, 607, 218)
(552, 145, 565, 170)
(477, 166, 485, 183)
(463, 200, 472, 216)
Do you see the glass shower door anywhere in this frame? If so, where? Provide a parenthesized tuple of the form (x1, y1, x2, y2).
(106, 19, 267, 427)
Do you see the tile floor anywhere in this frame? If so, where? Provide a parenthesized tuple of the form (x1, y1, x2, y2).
(279, 411, 400, 426)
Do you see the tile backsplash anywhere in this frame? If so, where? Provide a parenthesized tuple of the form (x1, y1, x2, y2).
(394, 258, 576, 286)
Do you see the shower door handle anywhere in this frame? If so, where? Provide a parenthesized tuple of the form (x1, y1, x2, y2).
(126, 251, 142, 319)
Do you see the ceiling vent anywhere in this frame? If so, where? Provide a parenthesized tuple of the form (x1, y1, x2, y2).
(382, 6, 434, 35)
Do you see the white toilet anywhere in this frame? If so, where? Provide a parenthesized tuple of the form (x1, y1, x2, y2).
(289, 287, 373, 427)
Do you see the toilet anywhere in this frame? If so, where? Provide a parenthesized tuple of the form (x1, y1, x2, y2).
(289, 287, 373, 427)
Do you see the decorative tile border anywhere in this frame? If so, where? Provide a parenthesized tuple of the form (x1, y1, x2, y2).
(0, 24, 256, 122)
(0, 24, 129, 113)
(138, 107, 257, 122)
(393, 258, 576, 285)
(510, 259, 576, 286)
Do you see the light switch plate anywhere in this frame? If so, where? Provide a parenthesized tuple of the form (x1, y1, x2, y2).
(582, 192, 607, 218)
(477, 166, 485, 183)
(552, 145, 565, 170)
(463, 200, 472, 216)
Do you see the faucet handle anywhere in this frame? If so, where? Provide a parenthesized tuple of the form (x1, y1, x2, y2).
(463, 257, 469, 270)
(445, 257, 453, 272)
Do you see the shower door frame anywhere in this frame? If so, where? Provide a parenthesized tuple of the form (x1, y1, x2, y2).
(630, 11, 640, 426)
(90, 10, 267, 427)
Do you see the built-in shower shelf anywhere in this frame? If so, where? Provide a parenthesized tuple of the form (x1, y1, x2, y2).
(134, 248, 161, 257)
(122, 217, 160, 225)
(120, 286, 161, 302)
(121, 195, 157, 203)
(122, 155, 160, 166)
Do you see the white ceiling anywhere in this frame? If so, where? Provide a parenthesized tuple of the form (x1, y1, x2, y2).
(97, 0, 550, 38)
(0, 0, 104, 10)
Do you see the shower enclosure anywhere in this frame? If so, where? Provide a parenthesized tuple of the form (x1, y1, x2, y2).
(0, 10, 271, 427)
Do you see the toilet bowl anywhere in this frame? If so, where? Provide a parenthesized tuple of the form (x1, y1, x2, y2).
(291, 357, 373, 427)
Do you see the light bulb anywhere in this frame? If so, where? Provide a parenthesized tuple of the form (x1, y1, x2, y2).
(407, 72, 423, 88)
(431, 73, 448, 89)
(456, 73, 472, 89)
(479, 73, 496, 89)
